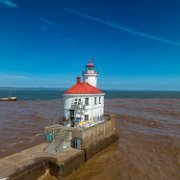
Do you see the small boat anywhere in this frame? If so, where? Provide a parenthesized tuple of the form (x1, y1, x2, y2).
(0, 97, 17, 101)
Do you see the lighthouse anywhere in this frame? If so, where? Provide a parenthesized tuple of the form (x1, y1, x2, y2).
(63, 59, 105, 128)
(82, 58, 98, 87)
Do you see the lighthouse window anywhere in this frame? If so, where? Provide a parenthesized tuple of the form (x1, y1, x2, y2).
(99, 97, 101, 104)
(85, 98, 89, 105)
(94, 97, 97, 105)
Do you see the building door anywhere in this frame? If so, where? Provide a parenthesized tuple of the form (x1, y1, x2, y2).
(70, 110, 75, 127)
(71, 138, 82, 150)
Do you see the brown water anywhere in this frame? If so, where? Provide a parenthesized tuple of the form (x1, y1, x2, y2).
(0, 99, 180, 179)
(0, 100, 64, 158)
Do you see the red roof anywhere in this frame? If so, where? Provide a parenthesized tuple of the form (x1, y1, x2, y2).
(64, 77, 103, 94)
(86, 58, 94, 67)
(86, 63, 94, 67)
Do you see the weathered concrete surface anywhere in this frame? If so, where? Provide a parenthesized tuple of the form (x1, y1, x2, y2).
(48, 150, 85, 179)
(0, 143, 84, 180)
(0, 135, 118, 179)
(85, 133, 119, 160)
(0, 114, 118, 179)
(71, 114, 116, 150)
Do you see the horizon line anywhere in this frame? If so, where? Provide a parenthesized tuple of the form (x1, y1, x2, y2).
(0, 86, 180, 92)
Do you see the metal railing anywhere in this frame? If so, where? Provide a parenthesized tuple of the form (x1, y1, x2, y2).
(71, 103, 86, 110)
(82, 70, 98, 75)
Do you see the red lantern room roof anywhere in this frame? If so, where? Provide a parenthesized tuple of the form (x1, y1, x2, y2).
(86, 58, 94, 67)
(86, 63, 94, 67)
(64, 77, 103, 94)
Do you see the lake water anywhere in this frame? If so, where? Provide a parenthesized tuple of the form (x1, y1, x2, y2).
(0, 97, 179, 179)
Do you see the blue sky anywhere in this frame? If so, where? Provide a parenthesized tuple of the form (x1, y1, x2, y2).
(0, 0, 180, 90)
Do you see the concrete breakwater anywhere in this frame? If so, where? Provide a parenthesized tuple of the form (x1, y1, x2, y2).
(0, 114, 118, 179)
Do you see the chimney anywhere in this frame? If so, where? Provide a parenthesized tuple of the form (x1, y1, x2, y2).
(77, 77, 81, 84)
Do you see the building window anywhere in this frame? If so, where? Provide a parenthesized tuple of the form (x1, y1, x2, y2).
(99, 97, 101, 104)
(94, 97, 97, 105)
(74, 98, 81, 105)
(85, 115, 89, 121)
(74, 98, 77, 104)
(85, 98, 89, 105)
(78, 98, 81, 105)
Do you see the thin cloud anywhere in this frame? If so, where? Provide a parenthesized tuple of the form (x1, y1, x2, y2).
(56, 33, 75, 44)
(0, 0, 18, 8)
(41, 25, 48, 31)
(64, 7, 180, 47)
(40, 17, 55, 31)
(64, 36, 75, 44)
(40, 18, 55, 25)
(0, 74, 28, 79)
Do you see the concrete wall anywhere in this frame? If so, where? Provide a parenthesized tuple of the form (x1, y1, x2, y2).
(0, 144, 85, 180)
(44, 125, 72, 154)
(72, 114, 116, 150)
(48, 150, 85, 179)
(71, 113, 118, 160)
(44, 113, 117, 160)
(0, 114, 118, 180)
(85, 133, 118, 160)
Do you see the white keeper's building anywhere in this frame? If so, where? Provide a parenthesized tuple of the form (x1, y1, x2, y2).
(63, 59, 105, 128)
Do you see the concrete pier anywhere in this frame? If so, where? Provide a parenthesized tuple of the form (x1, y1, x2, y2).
(0, 143, 85, 179)
(0, 114, 118, 179)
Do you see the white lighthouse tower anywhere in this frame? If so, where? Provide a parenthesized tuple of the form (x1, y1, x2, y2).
(82, 58, 98, 87)
(63, 59, 105, 128)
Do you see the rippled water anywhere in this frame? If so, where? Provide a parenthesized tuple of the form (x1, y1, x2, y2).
(68, 99, 180, 180)
(0, 100, 63, 158)
(0, 99, 180, 179)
